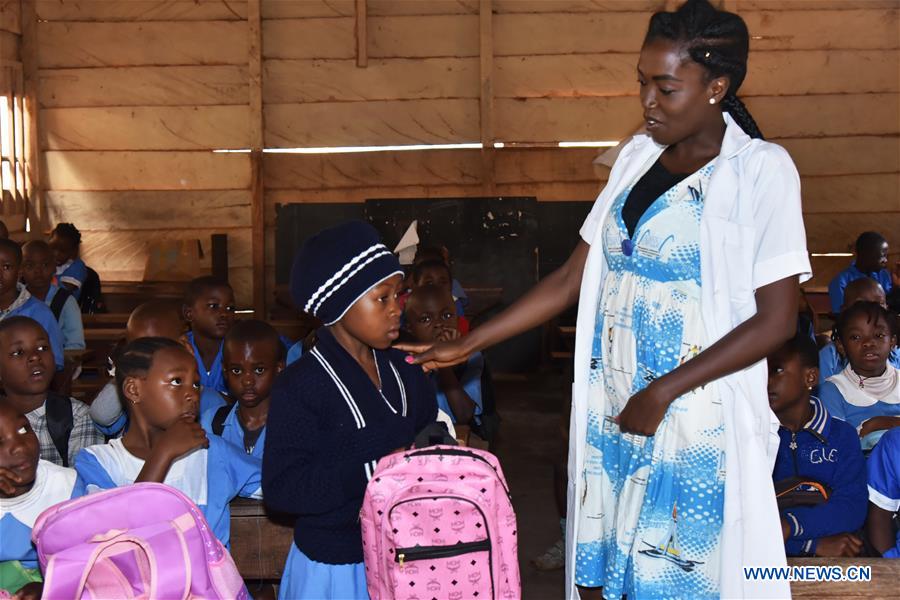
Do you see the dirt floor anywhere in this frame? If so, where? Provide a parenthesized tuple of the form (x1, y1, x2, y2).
(491, 371, 571, 599)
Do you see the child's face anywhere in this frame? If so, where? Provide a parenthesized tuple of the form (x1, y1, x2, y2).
(838, 313, 896, 377)
(858, 241, 889, 273)
(0, 403, 39, 497)
(48, 234, 76, 266)
(0, 322, 55, 396)
(406, 292, 458, 343)
(126, 347, 201, 429)
(767, 349, 817, 415)
(0, 247, 20, 302)
(338, 274, 404, 350)
(414, 265, 451, 293)
(185, 285, 235, 340)
(843, 283, 887, 311)
(223, 339, 284, 409)
(21, 245, 55, 290)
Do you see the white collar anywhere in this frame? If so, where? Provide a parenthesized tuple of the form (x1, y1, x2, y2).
(0, 460, 78, 527)
(829, 364, 900, 406)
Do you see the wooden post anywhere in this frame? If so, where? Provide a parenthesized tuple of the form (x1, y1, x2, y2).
(479, 0, 495, 194)
(355, 0, 367, 68)
(19, 0, 40, 232)
(248, 0, 265, 316)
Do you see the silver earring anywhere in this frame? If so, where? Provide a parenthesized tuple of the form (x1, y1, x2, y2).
(709, 98, 716, 105)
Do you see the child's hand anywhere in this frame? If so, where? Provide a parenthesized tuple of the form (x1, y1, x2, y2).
(13, 582, 42, 600)
(0, 467, 24, 496)
(859, 416, 900, 438)
(437, 328, 461, 343)
(814, 533, 863, 557)
(155, 416, 209, 461)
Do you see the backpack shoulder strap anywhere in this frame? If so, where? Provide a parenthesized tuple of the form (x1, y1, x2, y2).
(45, 392, 74, 467)
(49, 287, 72, 321)
(211, 404, 231, 436)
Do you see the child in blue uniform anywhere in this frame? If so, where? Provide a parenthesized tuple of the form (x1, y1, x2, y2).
(768, 333, 867, 557)
(263, 221, 438, 599)
(48, 223, 89, 302)
(819, 302, 900, 450)
(201, 320, 284, 459)
(0, 403, 85, 597)
(88, 300, 226, 436)
(0, 239, 64, 371)
(184, 276, 235, 398)
(828, 231, 895, 314)
(0, 317, 102, 467)
(74, 337, 261, 548)
(404, 285, 483, 425)
(21, 241, 85, 351)
(866, 426, 900, 557)
(819, 278, 900, 383)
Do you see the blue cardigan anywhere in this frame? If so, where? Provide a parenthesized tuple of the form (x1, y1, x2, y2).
(773, 396, 868, 556)
(262, 328, 437, 564)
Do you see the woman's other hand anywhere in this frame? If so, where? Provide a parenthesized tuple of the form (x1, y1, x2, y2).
(616, 380, 675, 436)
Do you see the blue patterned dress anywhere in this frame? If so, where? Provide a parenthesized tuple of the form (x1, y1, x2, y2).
(575, 160, 725, 599)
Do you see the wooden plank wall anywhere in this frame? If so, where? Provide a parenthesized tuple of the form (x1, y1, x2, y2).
(32, 0, 254, 303)
(26, 0, 900, 307)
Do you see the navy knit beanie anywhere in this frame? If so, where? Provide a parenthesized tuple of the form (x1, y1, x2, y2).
(290, 221, 403, 326)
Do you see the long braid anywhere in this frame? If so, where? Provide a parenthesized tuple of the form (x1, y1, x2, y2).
(645, 0, 764, 139)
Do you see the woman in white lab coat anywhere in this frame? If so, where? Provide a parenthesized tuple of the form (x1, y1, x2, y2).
(403, 1, 809, 597)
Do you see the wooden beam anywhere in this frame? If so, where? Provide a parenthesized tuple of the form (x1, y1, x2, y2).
(355, 0, 367, 68)
(479, 0, 494, 193)
(20, 0, 40, 231)
(248, 0, 265, 316)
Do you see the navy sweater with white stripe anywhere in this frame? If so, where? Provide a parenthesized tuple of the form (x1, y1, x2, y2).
(262, 328, 437, 564)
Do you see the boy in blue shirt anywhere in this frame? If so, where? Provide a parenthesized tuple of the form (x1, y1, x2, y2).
(0, 239, 64, 372)
(866, 426, 900, 557)
(769, 332, 868, 557)
(48, 223, 89, 302)
(828, 231, 896, 314)
(20, 241, 85, 352)
(0, 403, 85, 597)
(184, 276, 235, 397)
(201, 320, 284, 459)
(404, 285, 483, 425)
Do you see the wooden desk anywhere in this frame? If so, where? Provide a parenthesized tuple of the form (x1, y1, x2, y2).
(788, 557, 900, 598)
(229, 499, 294, 580)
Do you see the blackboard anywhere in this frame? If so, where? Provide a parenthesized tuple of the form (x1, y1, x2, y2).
(274, 197, 595, 371)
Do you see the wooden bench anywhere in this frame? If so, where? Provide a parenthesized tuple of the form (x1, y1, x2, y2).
(229, 499, 294, 580)
(788, 557, 900, 598)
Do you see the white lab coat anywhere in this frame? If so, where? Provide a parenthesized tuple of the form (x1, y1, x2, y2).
(566, 113, 811, 599)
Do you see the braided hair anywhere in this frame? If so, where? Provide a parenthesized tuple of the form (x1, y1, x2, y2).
(115, 337, 186, 407)
(645, 0, 763, 139)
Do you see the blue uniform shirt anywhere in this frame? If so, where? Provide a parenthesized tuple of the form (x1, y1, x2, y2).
(55, 258, 88, 301)
(827, 261, 893, 313)
(74, 436, 261, 547)
(0, 461, 85, 569)
(867, 427, 900, 557)
(201, 402, 266, 461)
(44, 284, 86, 350)
(430, 351, 484, 424)
(819, 367, 900, 436)
(772, 397, 867, 556)
(187, 331, 227, 395)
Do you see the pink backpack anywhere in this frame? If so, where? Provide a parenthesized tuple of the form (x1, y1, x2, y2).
(31, 482, 248, 599)
(360, 445, 520, 600)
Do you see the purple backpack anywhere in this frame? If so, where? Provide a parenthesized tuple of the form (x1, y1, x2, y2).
(31, 483, 248, 599)
(361, 445, 520, 600)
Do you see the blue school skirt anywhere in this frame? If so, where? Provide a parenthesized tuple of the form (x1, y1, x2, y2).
(278, 544, 369, 600)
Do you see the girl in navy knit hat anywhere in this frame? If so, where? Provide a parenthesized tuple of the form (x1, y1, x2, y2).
(263, 221, 438, 599)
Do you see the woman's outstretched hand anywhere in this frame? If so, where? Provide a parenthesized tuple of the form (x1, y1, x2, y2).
(616, 380, 675, 436)
(395, 337, 472, 372)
